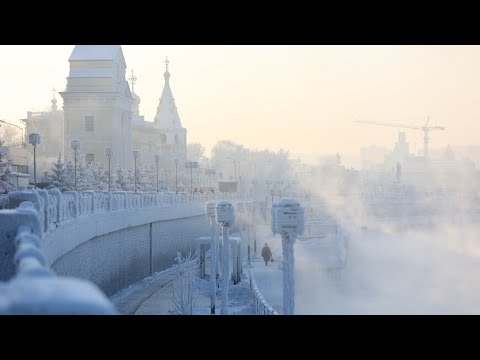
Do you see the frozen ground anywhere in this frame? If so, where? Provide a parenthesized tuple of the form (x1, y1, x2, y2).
(111, 255, 256, 315)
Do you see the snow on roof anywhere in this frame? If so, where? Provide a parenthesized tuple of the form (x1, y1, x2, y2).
(69, 45, 122, 61)
(154, 70, 184, 129)
(68, 68, 114, 78)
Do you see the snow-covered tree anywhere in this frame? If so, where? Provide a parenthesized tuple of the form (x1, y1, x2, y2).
(0, 140, 15, 194)
(87, 162, 108, 191)
(0, 126, 21, 147)
(126, 168, 135, 191)
(134, 160, 146, 191)
(65, 160, 75, 190)
(48, 154, 72, 191)
(171, 250, 199, 315)
(76, 155, 91, 191)
(139, 161, 156, 192)
(114, 167, 129, 191)
(187, 143, 206, 163)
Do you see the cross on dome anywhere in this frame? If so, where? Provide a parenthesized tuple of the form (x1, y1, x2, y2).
(129, 70, 137, 93)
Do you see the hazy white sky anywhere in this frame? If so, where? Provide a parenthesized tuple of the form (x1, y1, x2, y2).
(1, 45, 479, 160)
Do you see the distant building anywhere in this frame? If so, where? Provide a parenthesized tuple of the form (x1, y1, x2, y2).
(23, 45, 188, 186)
(360, 145, 389, 170)
(22, 91, 64, 175)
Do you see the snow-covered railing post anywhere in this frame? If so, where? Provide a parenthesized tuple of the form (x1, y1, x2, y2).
(48, 188, 62, 226)
(109, 191, 113, 212)
(0, 201, 117, 314)
(36, 189, 50, 232)
(8, 190, 45, 234)
(0, 201, 42, 281)
(85, 190, 95, 215)
(64, 191, 80, 218)
(248, 270, 278, 315)
(272, 198, 304, 315)
(205, 200, 218, 315)
(216, 201, 234, 315)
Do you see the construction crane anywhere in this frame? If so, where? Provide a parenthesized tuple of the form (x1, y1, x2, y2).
(356, 117, 445, 160)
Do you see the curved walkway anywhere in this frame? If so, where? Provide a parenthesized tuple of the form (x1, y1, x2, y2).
(112, 258, 256, 315)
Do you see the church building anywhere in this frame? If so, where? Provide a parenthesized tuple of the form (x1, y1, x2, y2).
(23, 45, 187, 180)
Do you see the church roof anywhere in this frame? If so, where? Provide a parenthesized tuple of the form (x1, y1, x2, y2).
(69, 45, 123, 61)
(69, 68, 113, 78)
(154, 58, 184, 129)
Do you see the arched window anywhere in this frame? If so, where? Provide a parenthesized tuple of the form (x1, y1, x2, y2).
(160, 134, 166, 144)
(174, 134, 179, 145)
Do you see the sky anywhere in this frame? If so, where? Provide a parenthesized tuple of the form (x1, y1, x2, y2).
(1, 45, 479, 162)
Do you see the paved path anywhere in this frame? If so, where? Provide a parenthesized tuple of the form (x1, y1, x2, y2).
(249, 225, 284, 314)
(113, 255, 256, 315)
(114, 270, 180, 315)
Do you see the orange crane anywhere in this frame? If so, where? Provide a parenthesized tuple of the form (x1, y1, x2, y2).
(356, 117, 445, 160)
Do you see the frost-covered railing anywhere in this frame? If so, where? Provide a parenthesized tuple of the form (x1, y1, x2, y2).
(248, 270, 279, 315)
(6, 189, 242, 235)
(0, 202, 117, 314)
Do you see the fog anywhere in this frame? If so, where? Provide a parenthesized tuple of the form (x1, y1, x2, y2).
(291, 161, 480, 314)
(1, 45, 480, 314)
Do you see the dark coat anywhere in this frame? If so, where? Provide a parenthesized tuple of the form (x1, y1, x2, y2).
(261, 246, 272, 261)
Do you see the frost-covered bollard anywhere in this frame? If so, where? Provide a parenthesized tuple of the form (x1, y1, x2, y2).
(272, 199, 304, 315)
(205, 201, 217, 315)
(216, 201, 235, 315)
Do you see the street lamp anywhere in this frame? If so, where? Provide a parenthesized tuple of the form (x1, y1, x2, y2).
(28, 133, 40, 188)
(205, 201, 218, 314)
(216, 201, 235, 315)
(174, 158, 178, 194)
(184, 160, 198, 194)
(155, 154, 160, 192)
(71, 140, 80, 190)
(132, 150, 139, 192)
(226, 156, 237, 184)
(271, 199, 304, 315)
(105, 147, 112, 191)
(205, 169, 216, 192)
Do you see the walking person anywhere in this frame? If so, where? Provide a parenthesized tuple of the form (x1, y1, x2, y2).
(261, 243, 272, 266)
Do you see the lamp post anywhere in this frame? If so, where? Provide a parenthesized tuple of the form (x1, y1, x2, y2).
(174, 158, 178, 194)
(272, 199, 304, 315)
(206, 201, 218, 314)
(185, 160, 198, 195)
(28, 133, 40, 188)
(245, 201, 252, 267)
(133, 150, 139, 192)
(197, 154, 209, 192)
(70, 140, 80, 190)
(105, 147, 112, 191)
(155, 154, 160, 192)
(216, 201, 234, 315)
(226, 156, 237, 185)
(205, 169, 216, 192)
